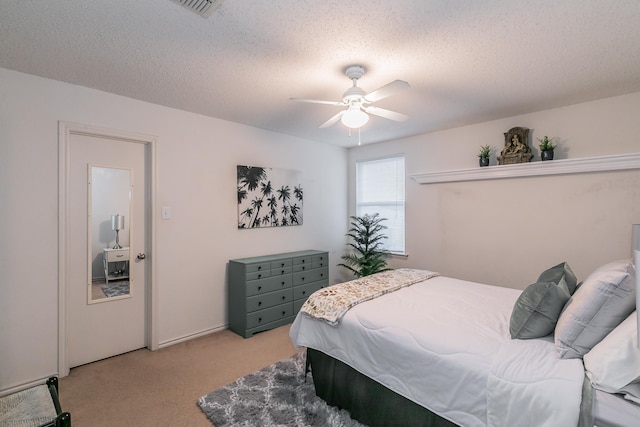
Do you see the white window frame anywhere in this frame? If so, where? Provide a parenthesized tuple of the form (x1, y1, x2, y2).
(355, 155, 405, 254)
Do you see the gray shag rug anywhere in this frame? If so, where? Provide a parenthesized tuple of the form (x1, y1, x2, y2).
(101, 281, 129, 298)
(197, 352, 366, 427)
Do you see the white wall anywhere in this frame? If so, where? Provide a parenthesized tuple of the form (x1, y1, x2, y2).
(349, 92, 640, 289)
(0, 68, 348, 393)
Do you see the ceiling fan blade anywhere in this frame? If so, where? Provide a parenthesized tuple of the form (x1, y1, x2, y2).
(290, 97, 343, 106)
(364, 106, 409, 122)
(319, 111, 345, 128)
(363, 80, 410, 103)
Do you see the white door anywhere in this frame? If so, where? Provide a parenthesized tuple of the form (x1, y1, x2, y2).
(65, 130, 148, 368)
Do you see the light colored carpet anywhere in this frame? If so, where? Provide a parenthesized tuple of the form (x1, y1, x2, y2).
(59, 325, 300, 426)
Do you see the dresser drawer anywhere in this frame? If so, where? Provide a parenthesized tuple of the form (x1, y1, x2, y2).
(293, 267, 328, 286)
(245, 262, 271, 274)
(270, 266, 293, 277)
(247, 264, 271, 280)
(105, 248, 129, 262)
(312, 253, 328, 269)
(293, 280, 327, 301)
(270, 259, 293, 270)
(247, 304, 294, 329)
(293, 263, 313, 273)
(292, 255, 313, 271)
(246, 275, 292, 296)
(247, 289, 293, 313)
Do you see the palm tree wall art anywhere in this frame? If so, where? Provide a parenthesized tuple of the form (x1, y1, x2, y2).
(237, 165, 303, 229)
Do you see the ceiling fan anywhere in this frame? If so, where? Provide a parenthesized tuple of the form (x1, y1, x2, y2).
(291, 65, 410, 129)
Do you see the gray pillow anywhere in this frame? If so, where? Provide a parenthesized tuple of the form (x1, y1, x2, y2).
(538, 262, 578, 295)
(510, 280, 571, 339)
(555, 259, 636, 359)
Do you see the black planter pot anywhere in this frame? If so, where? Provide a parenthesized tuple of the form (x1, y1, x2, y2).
(479, 157, 490, 167)
(541, 150, 554, 161)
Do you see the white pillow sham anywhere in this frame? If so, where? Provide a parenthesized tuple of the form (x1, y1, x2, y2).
(584, 311, 639, 396)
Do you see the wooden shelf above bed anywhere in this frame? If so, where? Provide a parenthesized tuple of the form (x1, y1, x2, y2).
(409, 152, 640, 185)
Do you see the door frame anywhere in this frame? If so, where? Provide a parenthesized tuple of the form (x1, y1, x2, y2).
(58, 121, 158, 376)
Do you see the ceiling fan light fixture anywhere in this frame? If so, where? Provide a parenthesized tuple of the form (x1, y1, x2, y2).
(291, 64, 409, 132)
(341, 106, 369, 129)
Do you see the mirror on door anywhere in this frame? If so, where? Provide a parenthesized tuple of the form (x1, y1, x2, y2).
(88, 166, 132, 303)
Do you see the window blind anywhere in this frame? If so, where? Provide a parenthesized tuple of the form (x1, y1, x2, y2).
(356, 156, 405, 253)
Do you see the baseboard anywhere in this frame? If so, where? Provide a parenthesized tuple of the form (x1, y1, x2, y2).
(0, 374, 57, 398)
(157, 324, 228, 349)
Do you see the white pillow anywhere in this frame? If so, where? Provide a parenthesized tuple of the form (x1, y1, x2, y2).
(554, 259, 636, 359)
(584, 311, 639, 395)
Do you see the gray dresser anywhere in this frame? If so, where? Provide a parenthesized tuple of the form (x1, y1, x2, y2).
(228, 250, 329, 338)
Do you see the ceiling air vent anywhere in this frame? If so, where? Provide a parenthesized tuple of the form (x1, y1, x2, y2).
(169, 0, 223, 18)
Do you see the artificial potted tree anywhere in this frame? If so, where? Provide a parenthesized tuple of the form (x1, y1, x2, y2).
(478, 144, 492, 167)
(537, 136, 557, 161)
(338, 213, 392, 278)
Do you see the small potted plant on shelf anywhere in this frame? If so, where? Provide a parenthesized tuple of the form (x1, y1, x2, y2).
(478, 144, 492, 167)
(537, 136, 557, 161)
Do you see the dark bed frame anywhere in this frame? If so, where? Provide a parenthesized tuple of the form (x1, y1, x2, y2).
(306, 348, 458, 427)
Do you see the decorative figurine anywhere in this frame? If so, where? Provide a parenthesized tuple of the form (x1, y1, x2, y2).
(497, 127, 533, 165)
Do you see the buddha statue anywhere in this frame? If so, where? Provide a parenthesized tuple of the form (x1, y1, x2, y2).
(497, 127, 533, 165)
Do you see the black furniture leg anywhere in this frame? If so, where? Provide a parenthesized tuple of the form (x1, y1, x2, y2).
(45, 377, 71, 427)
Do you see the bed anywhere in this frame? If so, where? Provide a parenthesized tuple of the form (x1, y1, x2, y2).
(289, 260, 639, 427)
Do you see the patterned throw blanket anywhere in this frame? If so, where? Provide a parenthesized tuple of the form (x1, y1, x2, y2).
(300, 268, 439, 326)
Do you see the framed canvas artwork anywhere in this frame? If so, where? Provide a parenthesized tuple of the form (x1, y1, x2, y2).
(237, 165, 303, 229)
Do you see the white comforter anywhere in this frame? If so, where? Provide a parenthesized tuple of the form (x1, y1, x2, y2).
(289, 275, 585, 427)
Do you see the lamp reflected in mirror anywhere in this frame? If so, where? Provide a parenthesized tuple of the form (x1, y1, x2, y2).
(111, 214, 125, 249)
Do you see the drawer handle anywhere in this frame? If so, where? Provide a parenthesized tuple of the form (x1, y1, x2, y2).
(280, 270, 285, 275)
(116, 254, 124, 258)
(258, 266, 262, 270)
(302, 291, 306, 295)
(258, 317, 262, 323)
(320, 263, 324, 267)
(281, 281, 285, 286)
(258, 301, 262, 306)
(320, 273, 324, 277)
(282, 296, 286, 301)
(258, 286, 262, 291)
(301, 277, 305, 281)
(281, 263, 285, 267)
(302, 266, 306, 270)
(302, 259, 305, 263)
(258, 274, 262, 279)
(282, 311, 286, 316)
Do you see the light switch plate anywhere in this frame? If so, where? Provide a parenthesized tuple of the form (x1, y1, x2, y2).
(161, 206, 172, 219)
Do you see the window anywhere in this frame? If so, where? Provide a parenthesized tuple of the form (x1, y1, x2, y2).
(356, 156, 405, 254)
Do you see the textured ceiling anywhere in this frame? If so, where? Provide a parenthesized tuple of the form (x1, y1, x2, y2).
(2, 0, 640, 147)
